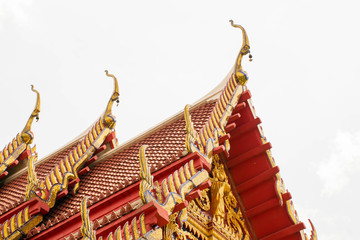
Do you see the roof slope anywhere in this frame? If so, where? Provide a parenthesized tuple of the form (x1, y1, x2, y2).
(42, 101, 215, 228)
(0, 143, 77, 214)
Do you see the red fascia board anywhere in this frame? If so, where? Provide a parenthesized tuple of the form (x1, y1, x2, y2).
(225, 89, 307, 240)
(0, 198, 49, 225)
(173, 201, 188, 214)
(8, 159, 19, 168)
(151, 152, 210, 182)
(236, 166, 280, 193)
(230, 117, 262, 139)
(218, 133, 230, 144)
(31, 183, 144, 239)
(259, 222, 306, 240)
(239, 90, 252, 103)
(18, 149, 31, 161)
(228, 113, 241, 124)
(0, 171, 8, 180)
(0, 149, 31, 180)
(233, 102, 247, 114)
(246, 198, 281, 218)
(227, 142, 272, 169)
(95, 201, 169, 239)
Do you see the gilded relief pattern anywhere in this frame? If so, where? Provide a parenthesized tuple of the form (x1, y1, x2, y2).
(163, 212, 196, 240)
(210, 157, 250, 239)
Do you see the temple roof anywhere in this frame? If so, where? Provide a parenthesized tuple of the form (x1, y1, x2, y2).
(0, 22, 316, 240)
(0, 81, 221, 239)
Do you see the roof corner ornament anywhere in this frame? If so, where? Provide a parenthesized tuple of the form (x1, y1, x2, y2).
(139, 145, 154, 203)
(184, 105, 205, 155)
(184, 105, 226, 164)
(25, 146, 40, 200)
(0, 86, 40, 176)
(80, 196, 96, 240)
(137, 145, 210, 219)
(21, 85, 40, 144)
(103, 70, 120, 129)
(229, 20, 252, 85)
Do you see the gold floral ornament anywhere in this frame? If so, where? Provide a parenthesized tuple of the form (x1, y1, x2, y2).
(229, 20, 252, 85)
(24, 71, 120, 209)
(164, 212, 196, 240)
(0, 85, 40, 176)
(81, 196, 96, 240)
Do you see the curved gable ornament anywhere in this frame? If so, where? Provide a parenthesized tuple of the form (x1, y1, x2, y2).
(0, 85, 40, 176)
(104, 70, 120, 129)
(21, 85, 40, 144)
(229, 20, 252, 85)
(25, 71, 120, 208)
(81, 196, 96, 240)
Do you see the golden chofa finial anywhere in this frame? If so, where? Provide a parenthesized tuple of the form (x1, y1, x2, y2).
(229, 20, 252, 85)
(139, 145, 153, 203)
(21, 85, 40, 144)
(103, 70, 120, 129)
(80, 196, 96, 240)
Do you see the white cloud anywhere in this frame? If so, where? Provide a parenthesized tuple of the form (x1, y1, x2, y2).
(317, 130, 360, 196)
(0, 0, 34, 29)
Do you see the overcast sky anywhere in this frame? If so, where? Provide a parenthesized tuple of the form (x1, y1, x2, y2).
(1, 1, 359, 239)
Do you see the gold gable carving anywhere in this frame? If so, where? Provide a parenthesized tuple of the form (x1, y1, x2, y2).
(182, 156, 250, 240)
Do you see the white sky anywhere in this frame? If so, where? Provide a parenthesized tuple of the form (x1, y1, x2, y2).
(1, 1, 359, 239)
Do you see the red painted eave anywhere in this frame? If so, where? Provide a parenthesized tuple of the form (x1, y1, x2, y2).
(224, 89, 306, 240)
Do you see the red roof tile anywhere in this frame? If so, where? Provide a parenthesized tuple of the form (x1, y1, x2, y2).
(42, 101, 215, 226)
(0, 100, 216, 235)
(0, 143, 78, 214)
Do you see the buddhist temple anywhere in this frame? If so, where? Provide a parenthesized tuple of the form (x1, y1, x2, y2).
(0, 21, 317, 240)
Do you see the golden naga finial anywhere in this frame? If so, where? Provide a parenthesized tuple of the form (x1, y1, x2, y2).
(139, 145, 153, 203)
(80, 196, 96, 240)
(25, 146, 46, 200)
(25, 149, 38, 200)
(21, 85, 40, 144)
(229, 20, 252, 85)
(184, 105, 204, 154)
(103, 70, 120, 129)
